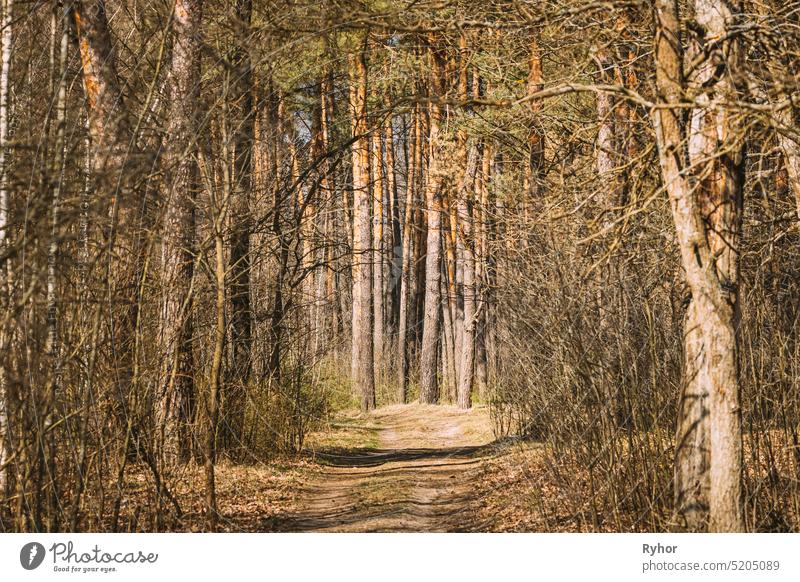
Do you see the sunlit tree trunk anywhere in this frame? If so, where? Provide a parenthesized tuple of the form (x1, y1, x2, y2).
(371, 127, 385, 392)
(397, 105, 420, 402)
(774, 109, 800, 220)
(157, 0, 202, 465)
(0, 0, 13, 498)
(525, 32, 545, 203)
(456, 144, 479, 409)
(474, 139, 492, 399)
(349, 43, 375, 412)
(419, 42, 446, 405)
(653, 0, 745, 532)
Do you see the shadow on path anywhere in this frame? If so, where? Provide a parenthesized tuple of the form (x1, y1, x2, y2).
(262, 406, 499, 532)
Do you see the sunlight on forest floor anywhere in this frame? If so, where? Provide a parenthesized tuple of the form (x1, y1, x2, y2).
(92, 413, 800, 532)
(101, 403, 708, 532)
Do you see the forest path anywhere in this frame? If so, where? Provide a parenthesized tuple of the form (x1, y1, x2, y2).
(268, 403, 496, 532)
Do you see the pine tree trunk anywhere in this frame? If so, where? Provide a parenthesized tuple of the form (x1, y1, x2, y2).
(653, 0, 745, 532)
(397, 106, 420, 403)
(349, 45, 375, 412)
(371, 128, 385, 393)
(525, 33, 545, 203)
(225, 0, 254, 458)
(384, 99, 402, 339)
(158, 0, 202, 465)
(74, 0, 149, 425)
(419, 44, 446, 405)
(474, 140, 492, 399)
(456, 145, 480, 409)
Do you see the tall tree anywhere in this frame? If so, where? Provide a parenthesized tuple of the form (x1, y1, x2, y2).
(226, 0, 254, 456)
(419, 39, 446, 404)
(525, 31, 545, 202)
(384, 96, 402, 338)
(0, 0, 13, 498)
(652, 0, 746, 532)
(158, 0, 202, 464)
(349, 41, 375, 412)
(43, 0, 70, 530)
(73, 0, 150, 429)
(397, 104, 420, 402)
(371, 125, 385, 390)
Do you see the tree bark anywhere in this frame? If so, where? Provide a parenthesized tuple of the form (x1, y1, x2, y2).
(474, 140, 492, 399)
(74, 0, 149, 425)
(384, 97, 402, 339)
(42, 2, 70, 530)
(456, 145, 480, 409)
(397, 105, 420, 402)
(158, 0, 202, 465)
(225, 0, 254, 458)
(419, 42, 446, 405)
(0, 0, 13, 498)
(653, 0, 745, 532)
(349, 44, 375, 412)
(525, 32, 545, 202)
(371, 127, 385, 392)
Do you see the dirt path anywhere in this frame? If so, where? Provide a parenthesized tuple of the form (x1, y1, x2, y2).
(266, 403, 497, 532)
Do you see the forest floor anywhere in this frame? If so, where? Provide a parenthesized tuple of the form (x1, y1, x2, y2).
(262, 403, 539, 532)
(98, 402, 798, 532)
(102, 403, 557, 532)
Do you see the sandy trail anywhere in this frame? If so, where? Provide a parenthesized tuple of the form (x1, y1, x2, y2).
(266, 403, 496, 532)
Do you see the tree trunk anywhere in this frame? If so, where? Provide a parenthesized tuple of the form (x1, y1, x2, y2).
(773, 107, 800, 220)
(397, 105, 420, 402)
(419, 43, 446, 405)
(225, 0, 254, 458)
(157, 0, 202, 465)
(526, 32, 545, 202)
(384, 98, 402, 339)
(206, 217, 226, 532)
(474, 140, 492, 399)
(653, 0, 745, 532)
(349, 44, 375, 412)
(440, 261, 457, 403)
(456, 145, 480, 409)
(74, 0, 149, 427)
(42, 3, 69, 530)
(371, 127, 385, 392)
(0, 0, 13, 498)
(320, 66, 340, 341)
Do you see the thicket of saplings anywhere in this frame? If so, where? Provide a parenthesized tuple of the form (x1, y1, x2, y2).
(490, 118, 800, 532)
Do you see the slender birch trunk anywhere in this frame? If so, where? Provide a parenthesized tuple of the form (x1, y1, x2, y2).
(0, 0, 13, 498)
(41, 2, 70, 530)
